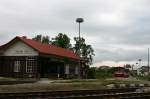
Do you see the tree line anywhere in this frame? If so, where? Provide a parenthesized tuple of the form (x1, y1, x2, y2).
(32, 33, 95, 66)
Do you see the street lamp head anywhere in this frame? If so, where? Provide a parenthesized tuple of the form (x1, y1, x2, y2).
(138, 59, 142, 61)
(76, 18, 84, 23)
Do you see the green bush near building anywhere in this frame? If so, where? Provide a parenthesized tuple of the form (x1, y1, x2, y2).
(87, 67, 113, 79)
(136, 75, 150, 81)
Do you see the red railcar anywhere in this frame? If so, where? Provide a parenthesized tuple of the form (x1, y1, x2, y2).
(113, 71, 129, 78)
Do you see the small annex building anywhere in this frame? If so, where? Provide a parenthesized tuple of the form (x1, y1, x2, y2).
(0, 36, 81, 79)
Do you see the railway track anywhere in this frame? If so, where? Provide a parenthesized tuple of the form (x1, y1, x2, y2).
(0, 87, 149, 99)
(53, 92, 150, 99)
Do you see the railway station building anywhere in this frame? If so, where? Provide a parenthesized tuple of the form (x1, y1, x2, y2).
(0, 36, 82, 79)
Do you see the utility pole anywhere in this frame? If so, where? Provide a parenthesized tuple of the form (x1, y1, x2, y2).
(148, 48, 149, 73)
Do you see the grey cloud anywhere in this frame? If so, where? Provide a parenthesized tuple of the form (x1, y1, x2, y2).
(94, 47, 147, 62)
(0, 0, 150, 66)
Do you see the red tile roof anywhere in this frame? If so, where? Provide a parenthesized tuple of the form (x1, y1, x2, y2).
(1, 36, 80, 60)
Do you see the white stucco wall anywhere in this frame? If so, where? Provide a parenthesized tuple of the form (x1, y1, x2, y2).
(3, 41, 38, 56)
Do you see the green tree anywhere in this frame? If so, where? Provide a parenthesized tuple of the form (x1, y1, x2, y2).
(42, 36, 50, 44)
(73, 37, 95, 65)
(124, 64, 131, 70)
(73, 37, 94, 78)
(87, 67, 96, 79)
(73, 37, 84, 55)
(32, 35, 50, 44)
(51, 33, 72, 49)
(32, 35, 42, 42)
(95, 67, 112, 79)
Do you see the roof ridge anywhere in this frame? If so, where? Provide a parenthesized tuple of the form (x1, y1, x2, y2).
(18, 36, 75, 53)
(16, 36, 80, 60)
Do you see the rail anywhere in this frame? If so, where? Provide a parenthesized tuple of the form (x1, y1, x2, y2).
(0, 87, 148, 99)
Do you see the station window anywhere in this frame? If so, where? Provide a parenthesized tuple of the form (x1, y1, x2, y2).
(26, 57, 35, 73)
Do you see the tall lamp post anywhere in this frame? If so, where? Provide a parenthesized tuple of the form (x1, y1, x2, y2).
(76, 18, 84, 78)
(138, 59, 142, 67)
(76, 18, 84, 56)
(136, 62, 138, 68)
(136, 62, 139, 75)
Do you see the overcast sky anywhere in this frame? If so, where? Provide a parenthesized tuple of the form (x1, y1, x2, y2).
(0, 0, 150, 67)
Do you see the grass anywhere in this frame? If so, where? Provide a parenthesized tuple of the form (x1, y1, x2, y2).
(0, 82, 106, 93)
(136, 75, 150, 81)
(0, 77, 16, 81)
(0, 77, 149, 93)
(0, 77, 37, 81)
(52, 78, 142, 86)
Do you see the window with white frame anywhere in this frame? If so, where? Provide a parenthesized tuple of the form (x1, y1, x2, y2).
(14, 61, 20, 72)
(26, 57, 35, 73)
